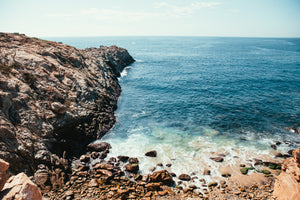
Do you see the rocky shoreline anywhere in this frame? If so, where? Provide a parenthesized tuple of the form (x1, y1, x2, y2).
(0, 33, 299, 199)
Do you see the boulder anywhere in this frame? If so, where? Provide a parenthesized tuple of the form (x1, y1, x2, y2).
(145, 150, 157, 157)
(2, 172, 43, 200)
(118, 156, 129, 162)
(149, 170, 174, 185)
(178, 174, 191, 181)
(87, 142, 112, 152)
(125, 163, 139, 173)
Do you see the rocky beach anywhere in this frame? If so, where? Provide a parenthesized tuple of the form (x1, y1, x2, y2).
(0, 33, 299, 200)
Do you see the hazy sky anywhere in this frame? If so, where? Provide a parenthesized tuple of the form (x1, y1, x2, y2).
(0, 0, 299, 37)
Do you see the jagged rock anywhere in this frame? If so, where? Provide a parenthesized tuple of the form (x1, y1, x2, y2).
(0, 33, 134, 175)
(145, 150, 157, 157)
(2, 172, 43, 200)
(149, 170, 174, 185)
(274, 134, 300, 200)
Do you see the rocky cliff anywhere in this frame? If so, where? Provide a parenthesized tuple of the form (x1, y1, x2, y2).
(273, 132, 300, 200)
(0, 33, 134, 175)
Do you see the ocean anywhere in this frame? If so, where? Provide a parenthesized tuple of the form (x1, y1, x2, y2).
(46, 36, 300, 184)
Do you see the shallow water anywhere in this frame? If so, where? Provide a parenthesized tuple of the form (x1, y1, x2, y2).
(47, 36, 300, 184)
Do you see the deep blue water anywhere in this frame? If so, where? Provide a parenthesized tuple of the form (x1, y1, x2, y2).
(46, 36, 300, 177)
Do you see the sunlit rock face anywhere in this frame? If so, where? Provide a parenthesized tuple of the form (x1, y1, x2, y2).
(0, 32, 134, 174)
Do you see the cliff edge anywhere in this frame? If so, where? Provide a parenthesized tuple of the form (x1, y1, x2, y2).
(273, 132, 300, 200)
(0, 33, 134, 175)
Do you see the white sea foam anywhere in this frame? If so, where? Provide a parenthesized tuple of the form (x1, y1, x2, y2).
(100, 125, 284, 188)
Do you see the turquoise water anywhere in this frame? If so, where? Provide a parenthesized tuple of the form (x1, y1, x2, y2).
(47, 36, 300, 182)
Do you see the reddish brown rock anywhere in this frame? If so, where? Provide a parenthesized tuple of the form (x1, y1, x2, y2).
(178, 174, 191, 181)
(274, 135, 300, 200)
(149, 170, 174, 185)
(2, 172, 43, 200)
(0, 159, 9, 191)
(125, 163, 139, 173)
(145, 182, 161, 191)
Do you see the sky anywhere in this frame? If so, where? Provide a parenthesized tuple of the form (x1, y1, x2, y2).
(0, 0, 299, 37)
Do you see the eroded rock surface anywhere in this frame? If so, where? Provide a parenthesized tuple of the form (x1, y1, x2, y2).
(273, 135, 300, 200)
(0, 32, 134, 175)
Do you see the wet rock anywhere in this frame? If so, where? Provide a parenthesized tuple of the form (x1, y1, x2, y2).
(169, 172, 176, 177)
(287, 149, 294, 155)
(87, 142, 112, 152)
(271, 145, 277, 150)
(208, 182, 218, 187)
(91, 152, 99, 159)
(109, 157, 117, 162)
(125, 163, 139, 173)
(99, 152, 108, 159)
(149, 167, 156, 172)
(203, 169, 211, 175)
(149, 170, 174, 185)
(275, 141, 281, 145)
(157, 163, 163, 167)
(261, 169, 271, 174)
(240, 164, 246, 167)
(210, 157, 223, 162)
(128, 157, 139, 164)
(240, 167, 248, 175)
(118, 156, 129, 162)
(178, 174, 191, 181)
(80, 155, 90, 163)
(2, 172, 43, 200)
(221, 172, 231, 177)
(145, 150, 157, 157)
(253, 158, 263, 165)
(166, 163, 172, 167)
(275, 153, 283, 157)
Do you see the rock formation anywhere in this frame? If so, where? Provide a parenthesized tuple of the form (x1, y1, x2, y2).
(273, 133, 300, 200)
(0, 159, 43, 200)
(0, 32, 134, 175)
